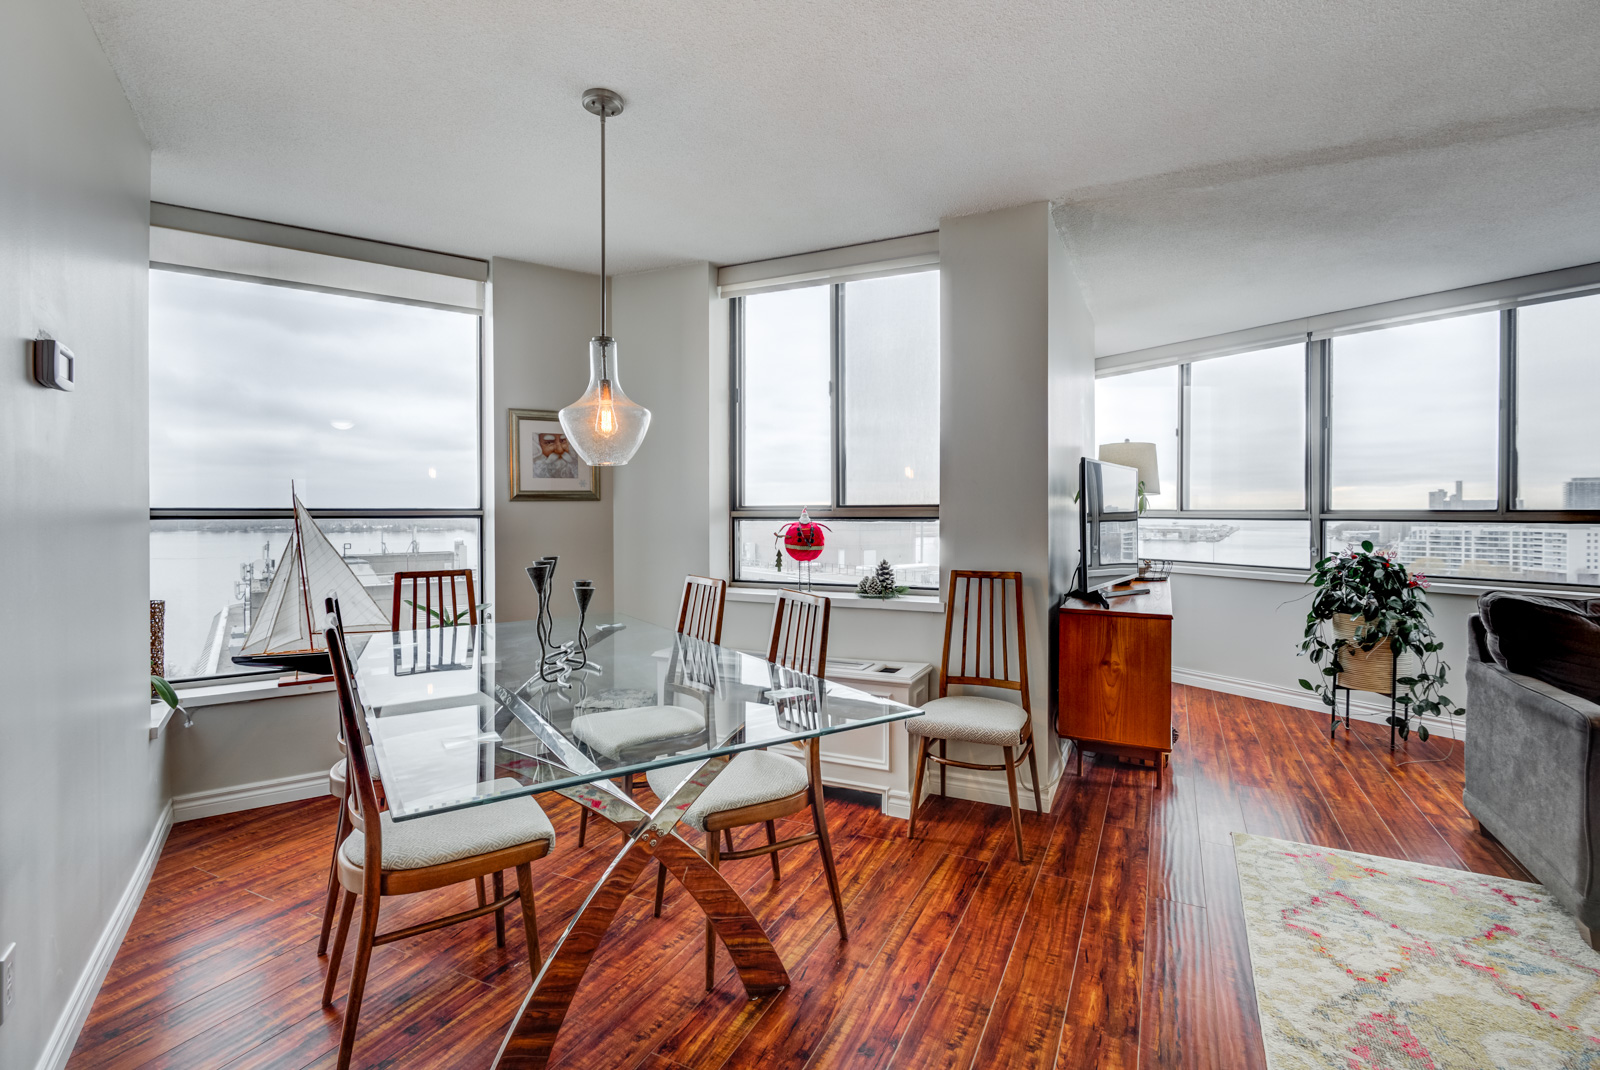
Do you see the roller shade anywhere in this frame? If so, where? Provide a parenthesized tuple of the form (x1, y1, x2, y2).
(717, 232, 938, 298)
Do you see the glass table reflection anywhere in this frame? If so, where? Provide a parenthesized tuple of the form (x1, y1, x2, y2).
(345, 611, 923, 1070)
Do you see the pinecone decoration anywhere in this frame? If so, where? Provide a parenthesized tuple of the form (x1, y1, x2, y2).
(856, 572, 883, 596)
(873, 559, 898, 593)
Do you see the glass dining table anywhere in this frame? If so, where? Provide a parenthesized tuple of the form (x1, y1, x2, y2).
(347, 609, 923, 1070)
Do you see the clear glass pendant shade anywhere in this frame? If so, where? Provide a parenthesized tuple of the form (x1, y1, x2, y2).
(558, 336, 651, 466)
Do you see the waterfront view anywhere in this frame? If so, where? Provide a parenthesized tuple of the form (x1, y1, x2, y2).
(151, 519, 480, 680)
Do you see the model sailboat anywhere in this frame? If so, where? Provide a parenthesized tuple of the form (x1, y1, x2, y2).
(232, 491, 392, 673)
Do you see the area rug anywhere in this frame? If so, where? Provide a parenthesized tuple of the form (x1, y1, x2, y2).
(1233, 832, 1600, 1069)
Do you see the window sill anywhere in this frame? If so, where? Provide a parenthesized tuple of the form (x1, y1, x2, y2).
(727, 586, 945, 613)
(151, 675, 337, 737)
(1165, 560, 1599, 600)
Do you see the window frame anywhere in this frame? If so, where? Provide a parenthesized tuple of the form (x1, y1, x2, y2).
(728, 273, 941, 588)
(150, 265, 487, 684)
(1105, 297, 1600, 587)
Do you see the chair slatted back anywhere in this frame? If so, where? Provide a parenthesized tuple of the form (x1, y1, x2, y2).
(326, 597, 383, 871)
(768, 590, 830, 678)
(939, 570, 1030, 709)
(391, 569, 478, 632)
(676, 575, 727, 645)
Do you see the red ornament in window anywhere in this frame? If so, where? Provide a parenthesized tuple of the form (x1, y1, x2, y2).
(775, 508, 830, 564)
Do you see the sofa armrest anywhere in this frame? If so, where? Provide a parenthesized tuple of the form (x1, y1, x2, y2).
(1466, 654, 1600, 923)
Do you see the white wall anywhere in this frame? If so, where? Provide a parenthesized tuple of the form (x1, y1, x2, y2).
(1169, 571, 1479, 727)
(940, 202, 1097, 783)
(610, 262, 716, 629)
(0, 1, 161, 1066)
(490, 257, 612, 623)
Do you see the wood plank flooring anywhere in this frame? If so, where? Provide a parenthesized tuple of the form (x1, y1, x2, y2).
(68, 687, 1528, 1070)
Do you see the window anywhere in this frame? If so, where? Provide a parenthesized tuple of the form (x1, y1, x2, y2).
(732, 270, 940, 588)
(1188, 345, 1305, 510)
(1098, 291, 1600, 587)
(1516, 293, 1600, 510)
(150, 266, 482, 681)
(1097, 344, 1309, 568)
(1328, 313, 1500, 510)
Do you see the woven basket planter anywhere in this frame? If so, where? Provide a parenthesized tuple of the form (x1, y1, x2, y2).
(1332, 614, 1419, 698)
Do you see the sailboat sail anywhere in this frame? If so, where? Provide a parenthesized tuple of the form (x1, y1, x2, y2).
(238, 492, 390, 663)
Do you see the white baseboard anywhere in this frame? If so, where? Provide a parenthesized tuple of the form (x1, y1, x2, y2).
(917, 761, 1062, 814)
(35, 801, 173, 1070)
(883, 789, 912, 821)
(171, 770, 329, 823)
(1172, 667, 1467, 739)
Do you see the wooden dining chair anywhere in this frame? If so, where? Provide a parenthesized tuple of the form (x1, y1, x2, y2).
(677, 574, 727, 644)
(320, 596, 555, 1070)
(646, 589, 847, 990)
(576, 574, 729, 846)
(906, 570, 1042, 862)
(391, 568, 478, 631)
(317, 568, 479, 953)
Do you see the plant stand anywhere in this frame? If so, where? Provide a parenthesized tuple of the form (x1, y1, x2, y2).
(1330, 653, 1400, 751)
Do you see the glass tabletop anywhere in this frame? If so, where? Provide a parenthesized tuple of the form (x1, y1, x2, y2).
(348, 612, 923, 820)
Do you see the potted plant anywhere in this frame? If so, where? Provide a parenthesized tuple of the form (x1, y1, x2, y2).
(1297, 541, 1462, 742)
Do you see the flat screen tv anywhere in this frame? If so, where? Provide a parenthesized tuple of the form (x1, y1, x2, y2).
(1072, 456, 1140, 603)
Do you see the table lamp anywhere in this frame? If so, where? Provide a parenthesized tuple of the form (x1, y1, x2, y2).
(1098, 440, 1160, 511)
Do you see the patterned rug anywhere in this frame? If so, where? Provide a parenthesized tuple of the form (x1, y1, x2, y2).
(1234, 832, 1600, 1069)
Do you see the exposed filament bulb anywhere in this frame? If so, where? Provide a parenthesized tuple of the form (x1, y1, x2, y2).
(596, 380, 616, 436)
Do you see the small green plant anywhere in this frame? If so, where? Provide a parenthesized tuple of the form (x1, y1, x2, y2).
(405, 600, 489, 627)
(1296, 541, 1462, 742)
(151, 675, 192, 728)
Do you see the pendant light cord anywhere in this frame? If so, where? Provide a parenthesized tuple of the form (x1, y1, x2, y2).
(600, 111, 608, 338)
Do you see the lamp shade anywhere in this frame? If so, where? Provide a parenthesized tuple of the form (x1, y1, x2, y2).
(1098, 440, 1160, 493)
(559, 337, 651, 466)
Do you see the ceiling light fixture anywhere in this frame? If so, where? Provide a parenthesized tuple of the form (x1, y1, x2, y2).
(557, 88, 651, 467)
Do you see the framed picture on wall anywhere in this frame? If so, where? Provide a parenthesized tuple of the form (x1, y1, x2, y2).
(509, 409, 600, 501)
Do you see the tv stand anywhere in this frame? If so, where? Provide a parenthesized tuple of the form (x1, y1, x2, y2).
(1066, 587, 1112, 609)
(1056, 582, 1174, 787)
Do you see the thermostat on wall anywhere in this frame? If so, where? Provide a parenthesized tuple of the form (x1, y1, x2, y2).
(32, 337, 75, 391)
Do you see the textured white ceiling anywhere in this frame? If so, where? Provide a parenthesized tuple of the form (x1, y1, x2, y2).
(81, 0, 1600, 353)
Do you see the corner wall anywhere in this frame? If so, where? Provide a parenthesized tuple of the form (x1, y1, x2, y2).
(940, 202, 1096, 785)
(0, 1, 162, 1066)
(489, 257, 612, 622)
(610, 262, 716, 628)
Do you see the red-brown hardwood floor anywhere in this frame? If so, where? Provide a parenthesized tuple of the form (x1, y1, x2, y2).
(68, 687, 1526, 1070)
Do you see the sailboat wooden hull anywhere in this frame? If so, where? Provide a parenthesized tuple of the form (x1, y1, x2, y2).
(231, 649, 333, 675)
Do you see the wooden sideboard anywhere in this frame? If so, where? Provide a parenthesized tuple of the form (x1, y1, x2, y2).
(1055, 582, 1174, 787)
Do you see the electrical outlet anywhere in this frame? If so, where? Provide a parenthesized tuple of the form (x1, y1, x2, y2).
(0, 943, 13, 1026)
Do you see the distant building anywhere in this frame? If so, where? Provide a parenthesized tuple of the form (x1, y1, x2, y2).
(1395, 523, 1600, 584)
(1428, 480, 1496, 510)
(1564, 477, 1600, 510)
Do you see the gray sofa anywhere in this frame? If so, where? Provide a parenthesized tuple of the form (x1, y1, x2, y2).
(1465, 600, 1600, 944)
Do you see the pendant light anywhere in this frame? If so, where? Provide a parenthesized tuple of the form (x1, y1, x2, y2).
(558, 88, 651, 467)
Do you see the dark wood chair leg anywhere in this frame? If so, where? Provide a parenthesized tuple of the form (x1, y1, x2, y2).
(705, 832, 721, 991)
(723, 829, 736, 856)
(493, 871, 507, 948)
(1002, 745, 1027, 864)
(811, 787, 848, 939)
(323, 889, 357, 1007)
(939, 739, 948, 796)
(765, 820, 782, 880)
(1026, 745, 1042, 814)
(516, 861, 542, 982)
(335, 891, 382, 1070)
(653, 861, 668, 917)
(318, 801, 348, 956)
(578, 807, 588, 847)
(908, 736, 929, 841)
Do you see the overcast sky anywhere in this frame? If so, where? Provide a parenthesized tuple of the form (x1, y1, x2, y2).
(150, 270, 479, 509)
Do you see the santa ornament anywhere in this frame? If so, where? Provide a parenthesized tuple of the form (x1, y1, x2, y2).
(774, 508, 830, 590)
